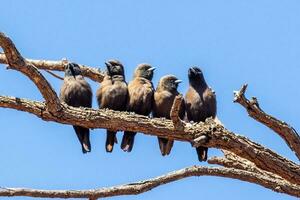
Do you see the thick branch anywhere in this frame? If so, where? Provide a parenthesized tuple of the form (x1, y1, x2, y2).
(1, 166, 299, 199)
(0, 52, 105, 82)
(1, 32, 300, 198)
(1, 95, 300, 185)
(234, 84, 300, 161)
(0, 32, 61, 114)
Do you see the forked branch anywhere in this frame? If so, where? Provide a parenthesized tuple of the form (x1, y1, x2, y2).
(234, 84, 300, 160)
(0, 32, 300, 199)
(0, 33, 61, 114)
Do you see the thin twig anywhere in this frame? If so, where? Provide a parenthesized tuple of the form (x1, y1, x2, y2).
(44, 69, 64, 80)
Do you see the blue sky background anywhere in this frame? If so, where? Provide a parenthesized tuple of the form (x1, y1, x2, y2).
(0, 1, 299, 199)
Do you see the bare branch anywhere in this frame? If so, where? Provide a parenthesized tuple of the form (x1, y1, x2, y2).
(170, 94, 185, 130)
(1, 33, 300, 198)
(0, 32, 62, 114)
(0, 52, 105, 82)
(1, 95, 299, 185)
(0, 166, 299, 199)
(234, 84, 300, 161)
(208, 151, 285, 181)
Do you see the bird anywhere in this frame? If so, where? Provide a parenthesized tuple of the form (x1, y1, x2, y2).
(60, 62, 93, 153)
(185, 67, 217, 162)
(121, 63, 155, 152)
(96, 59, 128, 153)
(153, 75, 185, 156)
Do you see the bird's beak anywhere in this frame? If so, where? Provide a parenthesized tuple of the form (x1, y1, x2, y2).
(147, 67, 156, 72)
(105, 62, 112, 69)
(105, 62, 113, 74)
(190, 67, 196, 74)
(175, 79, 182, 84)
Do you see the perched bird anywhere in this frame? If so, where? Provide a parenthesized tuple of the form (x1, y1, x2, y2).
(185, 67, 217, 161)
(60, 63, 92, 153)
(153, 75, 184, 156)
(121, 63, 155, 152)
(96, 60, 128, 152)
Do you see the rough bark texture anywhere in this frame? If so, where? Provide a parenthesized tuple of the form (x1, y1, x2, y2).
(170, 94, 185, 130)
(0, 33, 61, 114)
(1, 32, 300, 199)
(1, 166, 299, 199)
(0, 53, 105, 83)
(234, 84, 300, 160)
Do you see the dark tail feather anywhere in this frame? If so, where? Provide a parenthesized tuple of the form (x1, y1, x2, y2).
(196, 146, 208, 162)
(165, 139, 174, 156)
(121, 131, 136, 152)
(158, 137, 174, 156)
(73, 126, 91, 154)
(106, 130, 117, 153)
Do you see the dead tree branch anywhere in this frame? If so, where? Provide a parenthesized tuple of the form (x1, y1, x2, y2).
(0, 33, 61, 114)
(1, 166, 300, 199)
(208, 150, 285, 181)
(0, 32, 300, 198)
(234, 84, 300, 160)
(1, 95, 299, 185)
(170, 94, 185, 130)
(0, 53, 105, 83)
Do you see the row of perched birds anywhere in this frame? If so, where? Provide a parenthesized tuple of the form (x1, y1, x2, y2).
(60, 60, 216, 162)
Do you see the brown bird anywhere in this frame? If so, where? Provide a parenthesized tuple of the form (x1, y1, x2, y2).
(153, 75, 184, 156)
(121, 63, 155, 152)
(60, 63, 92, 153)
(96, 60, 128, 152)
(185, 67, 217, 161)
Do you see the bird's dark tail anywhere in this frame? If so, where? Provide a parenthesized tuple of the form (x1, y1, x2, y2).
(121, 131, 136, 152)
(106, 130, 118, 153)
(158, 137, 174, 156)
(73, 126, 91, 154)
(196, 146, 208, 162)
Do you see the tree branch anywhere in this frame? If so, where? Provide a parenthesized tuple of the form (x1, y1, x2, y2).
(234, 84, 300, 161)
(1, 32, 300, 198)
(208, 150, 285, 181)
(0, 52, 105, 82)
(0, 32, 61, 114)
(1, 95, 299, 185)
(170, 94, 185, 130)
(1, 166, 299, 199)
(44, 69, 64, 80)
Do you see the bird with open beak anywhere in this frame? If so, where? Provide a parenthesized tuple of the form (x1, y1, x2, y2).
(121, 63, 155, 152)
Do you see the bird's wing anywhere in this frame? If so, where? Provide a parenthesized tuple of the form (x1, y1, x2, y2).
(127, 79, 154, 115)
(204, 87, 217, 118)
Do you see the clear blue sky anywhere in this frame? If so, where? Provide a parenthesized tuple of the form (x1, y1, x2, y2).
(0, 1, 299, 199)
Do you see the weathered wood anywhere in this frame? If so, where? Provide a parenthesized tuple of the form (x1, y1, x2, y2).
(1, 31, 300, 199)
(234, 84, 300, 160)
(0, 166, 299, 199)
